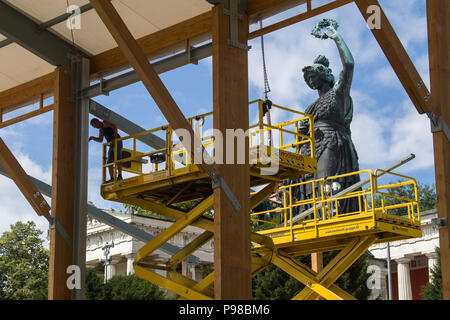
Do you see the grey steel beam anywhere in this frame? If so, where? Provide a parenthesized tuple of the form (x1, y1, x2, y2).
(0, 3, 95, 50)
(0, 1, 89, 66)
(0, 164, 199, 263)
(40, 3, 94, 30)
(82, 43, 213, 99)
(0, 38, 13, 49)
(72, 57, 90, 300)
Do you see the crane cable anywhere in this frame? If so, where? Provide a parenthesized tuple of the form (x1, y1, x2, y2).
(259, 18, 273, 147)
(259, 19, 271, 100)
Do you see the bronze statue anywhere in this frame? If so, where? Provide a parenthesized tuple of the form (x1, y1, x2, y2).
(293, 20, 361, 217)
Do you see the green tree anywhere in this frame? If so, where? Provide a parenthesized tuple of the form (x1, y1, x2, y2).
(103, 274, 167, 300)
(252, 251, 371, 300)
(84, 267, 169, 300)
(333, 251, 371, 299)
(0, 221, 49, 300)
(85, 268, 168, 300)
(85, 268, 105, 300)
(374, 181, 436, 216)
(421, 247, 442, 300)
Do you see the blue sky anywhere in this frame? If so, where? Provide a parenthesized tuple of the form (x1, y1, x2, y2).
(0, 0, 434, 237)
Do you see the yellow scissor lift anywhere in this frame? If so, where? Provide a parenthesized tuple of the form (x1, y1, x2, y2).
(99, 100, 421, 300)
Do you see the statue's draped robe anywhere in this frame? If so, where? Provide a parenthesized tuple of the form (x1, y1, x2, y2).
(291, 67, 360, 217)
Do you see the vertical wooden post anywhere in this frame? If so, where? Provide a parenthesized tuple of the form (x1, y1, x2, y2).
(312, 252, 323, 299)
(48, 66, 77, 300)
(312, 253, 323, 273)
(212, 3, 251, 299)
(427, 0, 450, 300)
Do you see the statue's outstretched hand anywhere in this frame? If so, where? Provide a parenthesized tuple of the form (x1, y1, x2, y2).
(325, 26, 339, 40)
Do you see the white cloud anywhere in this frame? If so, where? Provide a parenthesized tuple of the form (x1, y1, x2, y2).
(380, 0, 428, 51)
(0, 151, 52, 246)
(373, 66, 401, 88)
(0, 176, 50, 241)
(352, 99, 433, 174)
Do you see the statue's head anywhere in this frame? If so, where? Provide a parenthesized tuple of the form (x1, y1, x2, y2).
(302, 55, 335, 90)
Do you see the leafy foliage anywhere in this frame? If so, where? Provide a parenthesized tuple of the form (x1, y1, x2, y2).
(85, 268, 105, 300)
(85, 268, 167, 300)
(373, 180, 436, 216)
(123, 203, 170, 220)
(420, 247, 442, 300)
(103, 274, 167, 300)
(0, 221, 49, 300)
(252, 251, 371, 300)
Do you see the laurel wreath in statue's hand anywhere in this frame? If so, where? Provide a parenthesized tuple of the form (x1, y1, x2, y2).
(311, 19, 339, 40)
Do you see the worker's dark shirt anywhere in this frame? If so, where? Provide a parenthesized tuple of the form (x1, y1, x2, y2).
(101, 125, 120, 142)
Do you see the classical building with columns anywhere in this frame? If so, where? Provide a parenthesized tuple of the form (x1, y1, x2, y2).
(85, 203, 214, 284)
(368, 209, 440, 300)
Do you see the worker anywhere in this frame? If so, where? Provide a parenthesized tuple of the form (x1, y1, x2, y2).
(89, 118, 123, 183)
(271, 181, 290, 224)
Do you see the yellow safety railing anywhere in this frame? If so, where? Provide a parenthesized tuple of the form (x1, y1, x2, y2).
(374, 169, 420, 223)
(248, 100, 315, 157)
(102, 101, 315, 183)
(250, 169, 420, 234)
(102, 124, 170, 183)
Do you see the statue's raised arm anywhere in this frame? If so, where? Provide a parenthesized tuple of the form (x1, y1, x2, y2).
(325, 26, 354, 95)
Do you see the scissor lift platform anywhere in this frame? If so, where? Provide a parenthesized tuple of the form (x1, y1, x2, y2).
(101, 145, 317, 203)
(97, 101, 421, 300)
(247, 170, 421, 300)
(123, 169, 421, 300)
(100, 100, 317, 204)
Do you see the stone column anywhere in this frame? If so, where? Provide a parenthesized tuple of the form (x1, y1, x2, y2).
(105, 263, 117, 282)
(425, 252, 439, 282)
(396, 258, 412, 300)
(126, 254, 135, 275)
(191, 264, 204, 282)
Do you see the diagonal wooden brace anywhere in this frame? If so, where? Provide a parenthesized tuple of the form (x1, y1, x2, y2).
(89, 0, 245, 212)
(0, 137, 50, 216)
(355, 0, 436, 115)
(0, 137, 73, 248)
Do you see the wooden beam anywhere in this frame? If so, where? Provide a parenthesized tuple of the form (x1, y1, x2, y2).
(355, 0, 435, 115)
(312, 252, 323, 273)
(0, 73, 54, 115)
(212, 3, 251, 300)
(89, 11, 213, 76)
(0, 0, 307, 113)
(48, 66, 76, 300)
(427, 0, 450, 300)
(90, 0, 306, 76)
(247, 0, 306, 22)
(249, 0, 354, 40)
(89, 0, 212, 174)
(0, 104, 53, 129)
(0, 0, 314, 127)
(0, 137, 51, 216)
